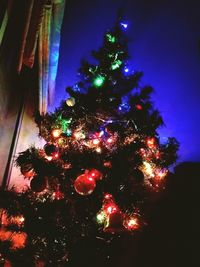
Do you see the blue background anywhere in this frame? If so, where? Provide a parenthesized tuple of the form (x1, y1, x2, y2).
(51, 0, 200, 162)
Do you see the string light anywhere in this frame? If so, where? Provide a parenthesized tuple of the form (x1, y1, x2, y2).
(111, 60, 122, 70)
(46, 156, 53, 161)
(146, 137, 156, 149)
(142, 161, 154, 178)
(124, 66, 129, 73)
(93, 75, 105, 87)
(104, 193, 113, 200)
(136, 104, 142, 110)
(118, 103, 131, 113)
(106, 33, 116, 43)
(123, 216, 139, 230)
(120, 22, 128, 29)
(106, 205, 117, 214)
(96, 211, 106, 224)
(52, 129, 62, 138)
(92, 138, 100, 145)
(106, 137, 114, 144)
(66, 129, 72, 136)
(74, 131, 86, 140)
(53, 152, 59, 159)
(96, 147, 102, 153)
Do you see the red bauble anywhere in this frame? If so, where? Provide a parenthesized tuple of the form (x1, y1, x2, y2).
(30, 176, 47, 192)
(88, 169, 103, 181)
(20, 163, 35, 179)
(74, 174, 96, 196)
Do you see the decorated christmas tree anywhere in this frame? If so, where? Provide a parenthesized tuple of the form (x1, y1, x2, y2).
(0, 18, 178, 266)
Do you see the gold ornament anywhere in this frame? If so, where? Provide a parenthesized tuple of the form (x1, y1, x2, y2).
(66, 97, 75, 107)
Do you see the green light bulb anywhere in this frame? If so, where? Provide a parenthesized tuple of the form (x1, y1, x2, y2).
(93, 75, 105, 87)
(96, 211, 105, 224)
(111, 60, 122, 70)
(106, 34, 116, 43)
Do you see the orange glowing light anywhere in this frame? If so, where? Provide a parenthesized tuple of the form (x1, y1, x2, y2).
(146, 137, 156, 149)
(93, 138, 100, 145)
(124, 216, 139, 230)
(0, 229, 27, 249)
(96, 147, 102, 153)
(52, 129, 61, 138)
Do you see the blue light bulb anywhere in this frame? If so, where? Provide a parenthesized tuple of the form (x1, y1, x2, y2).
(118, 103, 131, 113)
(123, 66, 130, 76)
(120, 22, 128, 29)
(124, 66, 129, 73)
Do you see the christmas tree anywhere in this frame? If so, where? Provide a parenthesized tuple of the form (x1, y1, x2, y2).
(0, 19, 178, 266)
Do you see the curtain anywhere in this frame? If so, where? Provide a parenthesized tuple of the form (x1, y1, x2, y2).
(0, 0, 13, 48)
(17, 0, 66, 114)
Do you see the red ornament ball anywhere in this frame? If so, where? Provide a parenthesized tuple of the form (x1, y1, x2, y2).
(74, 173, 96, 196)
(88, 169, 103, 181)
(44, 143, 58, 156)
(30, 176, 47, 192)
(20, 163, 35, 179)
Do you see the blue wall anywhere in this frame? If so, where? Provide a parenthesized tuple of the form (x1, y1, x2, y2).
(51, 0, 200, 162)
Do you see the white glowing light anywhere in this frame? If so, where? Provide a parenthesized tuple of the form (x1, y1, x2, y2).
(107, 137, 114, 144)
(96, 212, 105, 224)
(52, 129, 61, 138)
(93, 138, 100, 145)
(128, 218, 137, 227)
(143, 161, 154, 177)
(96, 147, 102, 153)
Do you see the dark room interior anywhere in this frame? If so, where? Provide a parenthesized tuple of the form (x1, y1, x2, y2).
(0, 1, 200, 266)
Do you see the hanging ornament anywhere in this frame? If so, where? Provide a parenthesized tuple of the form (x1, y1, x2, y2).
(52, 129, 62, 138)
(74, 173, 96, 196)
(104, 211, 125, 233)
(66, 97, 75, 107)
(99, 194, 126, 233)
(89, 169, 103, 181)
(30, 176, 47, 192)
(20, 163, 35, 179)
(44, 144, 58, 156)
